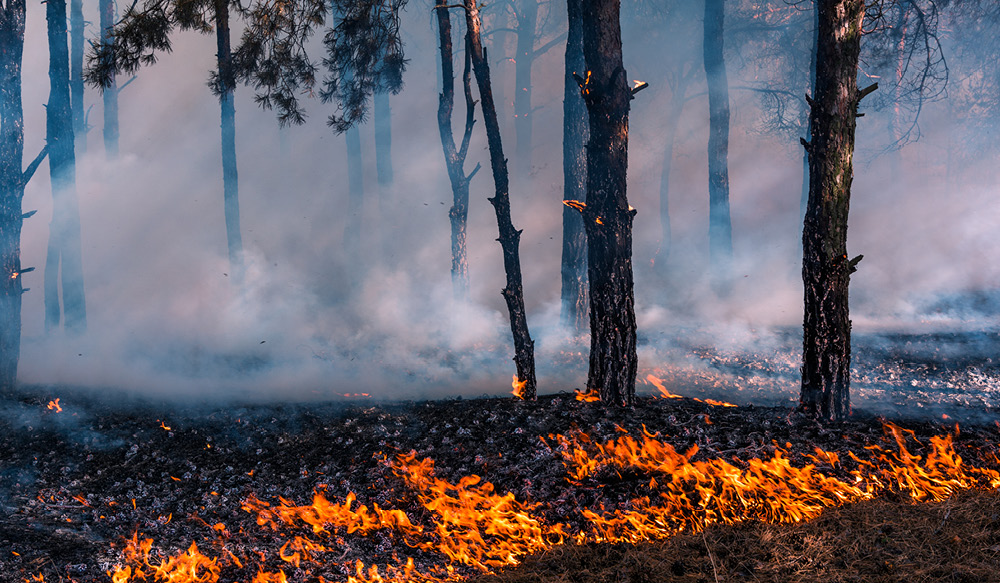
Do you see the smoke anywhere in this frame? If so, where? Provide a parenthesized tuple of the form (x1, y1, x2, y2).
(11, 1, 1000, 420)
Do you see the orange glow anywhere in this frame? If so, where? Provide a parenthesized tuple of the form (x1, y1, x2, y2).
(645, 374, 682, 399)
(46, 399, 62, 412)
(110, 534, 221, 583)
(159, 421, 171, 431)
(574, 389, 601, 402)
(511, 375, 527, 400)
(562, 200, 586, 212)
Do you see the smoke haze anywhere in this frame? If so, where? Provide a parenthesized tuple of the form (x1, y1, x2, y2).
(14, 1, 1000, 416)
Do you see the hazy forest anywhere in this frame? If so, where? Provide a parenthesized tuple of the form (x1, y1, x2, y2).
(2, 0, 1000, 418)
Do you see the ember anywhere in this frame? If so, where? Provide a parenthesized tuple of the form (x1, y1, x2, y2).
(46, 399, 61, 412)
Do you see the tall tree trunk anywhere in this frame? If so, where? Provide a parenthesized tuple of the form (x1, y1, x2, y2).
(654, 71, 689, 275)
(436, 1, 478, 301)
(800, 1, 818, 220)
(800, 0, 870, 422)
(703, 0, 732, 294)
(374, 90, 395, 268)
(215, 0, 243, 280)
(70, 0, 85, 153)
(45, 0, 87, 334)
(580, 0, 637, 406)
(100, 0, 119, 159)
(560, 0, 587, 333)
(513, 0, 537, 178)
(374, 91, 393, 194)
(464, 0, 537, 399)
(343, 124, 363, 271)
(887, 3, 907, 178)
(1, 0, 26, 392)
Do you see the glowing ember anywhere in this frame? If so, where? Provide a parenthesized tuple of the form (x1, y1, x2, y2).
(574, 388, 600, 402)
(158, 421, 171, 431)
(46, 399, 62, 412)
(511, 375, 527, 400)
(562, 200, 586, 212)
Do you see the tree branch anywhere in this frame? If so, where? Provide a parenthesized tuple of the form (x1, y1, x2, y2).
(22, 145, 49, 187)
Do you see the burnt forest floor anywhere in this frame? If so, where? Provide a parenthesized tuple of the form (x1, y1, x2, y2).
(2, 381, 1000, 583)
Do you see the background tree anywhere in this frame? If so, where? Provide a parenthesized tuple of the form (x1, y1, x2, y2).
(579, 0, 638, 406)
(71, 0, 86, 153)
(463, 0, 537, 399)
(435, 3, 480, 301)
(1, 0, 47, 392)
(559, 0, 587, 333)
(45, 0, 87, 333)
(704, 0, 732, 294)
(99, 0, 120, 158)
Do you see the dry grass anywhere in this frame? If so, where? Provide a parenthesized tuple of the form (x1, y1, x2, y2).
(473, 489, 1000, 583)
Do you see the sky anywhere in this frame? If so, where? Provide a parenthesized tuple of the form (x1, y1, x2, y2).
(13, 0, 1000, 403)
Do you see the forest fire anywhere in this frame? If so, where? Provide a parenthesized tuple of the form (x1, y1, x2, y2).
(46, 398, 61, 412)
(510, 375, 528, 400)
(91, 411, 999, 583)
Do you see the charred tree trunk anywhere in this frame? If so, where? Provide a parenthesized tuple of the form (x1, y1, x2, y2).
(579, 0, 637, 406)
(45, 0, 87, 334)
(100, 0, 119, 159)
(703, 0, 732, 294)
(215, 0, 243, 280)
(464, 0, 537, 398)
(560, 0, 587, 333)
(1, 0, 26, 392)
(436, 2, 479, 301)
(800, 0, 871, 422)
(70, 0, 85, 153)
(513, 0, 537, 178)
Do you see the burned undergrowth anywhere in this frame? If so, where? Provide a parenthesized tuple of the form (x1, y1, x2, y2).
(1, 386, 999, 582)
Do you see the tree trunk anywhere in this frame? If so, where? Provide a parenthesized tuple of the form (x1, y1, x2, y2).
(703, 0, 732, 294)
(513, 0, 537, 178)
(45, 0, 87, 334)
(215, 0, 243, 280)
(100, 0, 119, 159)
(654, 71, 689, 275)
(70, 0, 85, 153)
(464, 0, 537, 399)
(436, 2, 478, 301)
(343, 124, 363, 270)
(800, 0, 869, 422)
(560, 0, 587, 333)
(800, 1, 818, 220)
(374, 91, 395, 268)
(580, 0, 637, 406)
(0, 0, 26, 392)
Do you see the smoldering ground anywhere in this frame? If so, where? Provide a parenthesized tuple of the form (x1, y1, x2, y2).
(10, 0, 1000, 420)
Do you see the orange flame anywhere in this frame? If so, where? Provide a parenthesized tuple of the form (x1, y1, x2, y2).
(574, 388, 601, 402)
(645, 374, 682, 399)
(46, 399, 62, 412)
(562, 200, 586, 212)
(511, 375, 527, 400)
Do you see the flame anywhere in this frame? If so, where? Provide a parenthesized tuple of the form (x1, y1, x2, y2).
(511, 375, 527, 400)
(10, 271, 18, 279)
(46, 399, 62, 412)
(574, 388, 601, 402)
(106, 423, 1000, 583)
(552, 423, 1000, 544)
(645, 374, 682, 399)
(159, 421, 171, 431)
(562, 200, 586, 212)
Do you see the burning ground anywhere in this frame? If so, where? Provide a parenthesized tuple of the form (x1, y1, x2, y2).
(3, 378, 1000, 583)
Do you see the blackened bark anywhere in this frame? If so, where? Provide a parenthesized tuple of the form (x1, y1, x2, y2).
(0, 0, 26, 391)
(436, 2, 478, 301)
(464, 0, 537, 399)
(800, 0, 869, 422)
(215, 0, 244, 280)
(580, 0, 637, 406)
(45, 0, 87, 334)
(703, 0, 732, 294)
(513, 0, 537, 177)
(100, 0, 119, 159)
(560, 0, 587, 333)
(70, 0, 85, 153)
